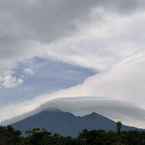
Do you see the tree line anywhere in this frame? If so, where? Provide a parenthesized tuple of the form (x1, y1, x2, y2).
(0, 122, 145, 145)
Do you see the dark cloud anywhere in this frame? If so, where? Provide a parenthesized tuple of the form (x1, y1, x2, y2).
(0, 0, 144, 44)
(0, 0, 144, 61)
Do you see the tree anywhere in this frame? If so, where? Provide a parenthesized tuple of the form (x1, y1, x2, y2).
(116, 121, 122, 134)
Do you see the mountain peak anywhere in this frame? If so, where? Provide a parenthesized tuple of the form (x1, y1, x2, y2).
(47, 108, 62, 113)
(13, 109, 135, 137)
(90, 112, 98, 116)
(82, 112, 103, 119)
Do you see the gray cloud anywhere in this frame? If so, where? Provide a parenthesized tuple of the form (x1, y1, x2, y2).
(0, 0, 144, 70)
(0, 0, 144, 45)
(1, 0, 145, 128)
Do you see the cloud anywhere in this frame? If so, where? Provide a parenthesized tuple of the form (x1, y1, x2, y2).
(0, 58, 95, 108)
(0, 0, 145, 70)
(1, 0, 145, 128)
(0, 71, 23, 88)
(44, 97, 145, 128)
(3, 97, 145, 128)
(23, 68, 34, 76)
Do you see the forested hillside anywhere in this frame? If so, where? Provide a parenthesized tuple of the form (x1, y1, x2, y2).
(0, 124, 145, 145)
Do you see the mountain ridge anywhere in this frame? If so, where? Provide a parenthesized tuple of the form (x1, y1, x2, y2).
(12, 109, 138, 137)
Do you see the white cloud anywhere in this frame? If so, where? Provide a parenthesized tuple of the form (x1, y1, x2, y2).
(24, 68, 34, 76)
(0, 71, 23, 88)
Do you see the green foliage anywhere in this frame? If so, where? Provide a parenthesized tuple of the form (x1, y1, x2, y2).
(0, 125, 145, 145)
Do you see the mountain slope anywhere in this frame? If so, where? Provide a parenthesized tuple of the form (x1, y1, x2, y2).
(12, 109, 136, 136)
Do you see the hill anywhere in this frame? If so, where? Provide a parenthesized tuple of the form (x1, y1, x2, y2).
(12, 109, 136, 136)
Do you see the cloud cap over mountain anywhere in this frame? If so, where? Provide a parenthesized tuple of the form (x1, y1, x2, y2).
(0, 0, 145, 128)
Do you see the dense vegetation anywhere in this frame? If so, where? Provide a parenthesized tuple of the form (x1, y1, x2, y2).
(0, 122, 145, 145)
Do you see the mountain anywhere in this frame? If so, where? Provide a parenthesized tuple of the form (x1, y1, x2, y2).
(12, 109, 136, 137)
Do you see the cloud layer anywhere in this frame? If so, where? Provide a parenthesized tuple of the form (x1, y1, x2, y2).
(1, 0, 145, 128)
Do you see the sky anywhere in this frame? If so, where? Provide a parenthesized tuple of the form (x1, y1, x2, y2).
(1, 0, 145, 128)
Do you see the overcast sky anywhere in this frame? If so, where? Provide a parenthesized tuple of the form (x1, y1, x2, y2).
(1, 0, 145, 128)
